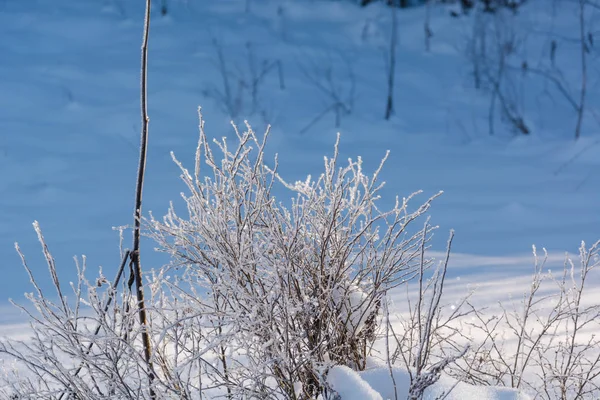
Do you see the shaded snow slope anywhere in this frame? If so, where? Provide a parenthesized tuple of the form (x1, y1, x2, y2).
(0, 0, 598, 326)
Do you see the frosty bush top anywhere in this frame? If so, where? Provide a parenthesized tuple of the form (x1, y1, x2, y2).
(149, 111, 439, 399)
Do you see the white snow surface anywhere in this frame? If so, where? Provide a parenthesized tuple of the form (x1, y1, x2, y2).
(328, 364, 532, 400)
(327, 366, 384, 400)
(1, 0, 599, 398)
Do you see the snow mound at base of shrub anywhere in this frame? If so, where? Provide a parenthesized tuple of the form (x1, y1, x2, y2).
(327, 366, 383, 400)
(326, 365, 532, 400)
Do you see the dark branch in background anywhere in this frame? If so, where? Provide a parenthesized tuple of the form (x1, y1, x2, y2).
(424, 0, 433, 52)
(575, 0, 587, 140)
(204, 39, 284, 122)
(385, 0, 398, 120)
(131, 0, 155, 398)
(298, 52, 355, 133)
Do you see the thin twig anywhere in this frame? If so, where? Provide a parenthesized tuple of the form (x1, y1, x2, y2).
(57, 250, 131, 400)
(132, 0, 156, 397)
(384, 297, 399, 400)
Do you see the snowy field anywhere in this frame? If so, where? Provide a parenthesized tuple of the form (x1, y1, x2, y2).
(0, 0, 599, 398)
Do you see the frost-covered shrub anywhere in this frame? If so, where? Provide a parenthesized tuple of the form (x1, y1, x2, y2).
(451, 242, 600, 400)
(149, 111, 439, 399)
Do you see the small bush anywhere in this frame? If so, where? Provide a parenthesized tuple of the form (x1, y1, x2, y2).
(149, 112, 439, 398)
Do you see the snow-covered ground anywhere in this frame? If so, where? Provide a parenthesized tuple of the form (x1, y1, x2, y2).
(329, 363, 531, 399)
(0, 0, 599, 398)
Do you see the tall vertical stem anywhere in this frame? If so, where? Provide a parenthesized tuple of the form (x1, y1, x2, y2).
(132, 0, 156, 397)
